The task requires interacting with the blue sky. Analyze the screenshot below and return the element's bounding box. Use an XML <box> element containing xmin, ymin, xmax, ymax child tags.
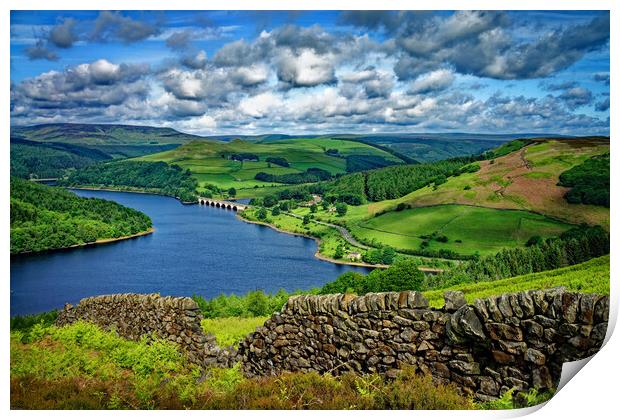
<box><xmin>10</xmin><ymin>10</ymin><xmax>610</xmax><ymax>135</ymax></box>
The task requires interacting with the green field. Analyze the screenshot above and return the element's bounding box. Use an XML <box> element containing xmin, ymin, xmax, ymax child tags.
<box><xmin>350</xmin><ymin>204</ymin><xmax>573</xmax><ymax>256</ymax></box>
<box><xmin>200</xmin><ymin>316</ymin><xmax>268</xmax><ymax>347</ymax></box>
<box><xmin>139</xmin><ymin>138</ymin><xmax>403</xmax><ymax>194</ymax></box>
<box><xmin>424</xmin><ymin>254</ymin><xmax>609</xmax><ymax>307</ymax></box>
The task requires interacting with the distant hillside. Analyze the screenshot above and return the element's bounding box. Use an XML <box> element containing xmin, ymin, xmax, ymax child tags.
<box><xmin>365</xmin><ymin>137</ymin><xmax>610</xmax><ymax>228</ymax></box>
<box><xmin>138</xmin><ymin>137</ymin><xmax>405</xmax><ymax>193</ymax></box>
<box><xmin>204</xmin><ymin>132</ymin><xmax>559</xmax><ymax>162</ymax></box>
<box><xmin>342</xmin><ymin>133</ymin><xmax>563</xmax><ymax>162</ymax></box>
<box><xmin>10</xmin><ymin>138</ymin><xmax>111</xmax><ymax>179</ymax></box>
<box><xmin>11</xmin><ymin>123</ymin><xmax>204</xmax><ymax>146</ymax></box>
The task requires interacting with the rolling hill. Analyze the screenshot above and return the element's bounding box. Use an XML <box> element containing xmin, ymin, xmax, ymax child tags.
<box><xmin>10</xmin><ymin>138</ymin><xmax>111</xmax><ymax>179</ymax></box>
<box><xmin>138</xmin><ymin>137</ymin><xmax>406</xmax><ymax>192</ymax></box>
<box><xmin>11</xmin><ymin>123</ymin><xmax>200</xmax><ymax>159</ymax></box>
<box><xmin>384</xmin><ymin>137</ymin><xmax>610</xmax><ymax>227</ymax></box>
<box><xmin>281</xmin><ymin>137</ymin><xmax>609</xmax><ymax>259</ymax></box>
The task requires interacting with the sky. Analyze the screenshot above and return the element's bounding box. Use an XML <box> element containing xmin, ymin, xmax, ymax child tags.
<box><xmin>9</xmin><ymin>10</ymin><xmax>610</xmax><ymax>135</ymax></box>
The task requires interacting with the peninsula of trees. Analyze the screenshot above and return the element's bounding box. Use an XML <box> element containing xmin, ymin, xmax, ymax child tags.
<box><xmin>10</xmin><ymin>177</ymin><xmax>152</xmax><ymax>254</ymax></box>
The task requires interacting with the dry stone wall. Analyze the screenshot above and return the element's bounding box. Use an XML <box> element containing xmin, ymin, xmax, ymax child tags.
<box><xmin>238</xmin><ymin>288</ymin><xmax>609</xmax><ymax>401</ymax></box>
<box><xmin>55</xmin><ymin>293</ymin><xmax>236</xmax><ymax>368</ymax></box>
<box><xmin>55</xmin><ymin>288</ymin><xmax>609</xmax><ymax>401</ymax></box>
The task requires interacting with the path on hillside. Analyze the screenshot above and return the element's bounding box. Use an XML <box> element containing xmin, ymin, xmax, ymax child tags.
<box><xmin>283</xmin><ymin>211</ymin><xmax>370</xmax><ymax>250</ymax></box>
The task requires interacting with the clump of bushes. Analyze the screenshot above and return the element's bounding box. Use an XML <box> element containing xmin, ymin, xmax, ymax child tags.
<box><xmin>320</xmin><ymin>259</ymin><xmax>424</xmax><ymax>295</ymax></box>
<box><xmin>192</xmin><ymin>289</ymin><xmax>298</xmax><ymax>319</ymax></box>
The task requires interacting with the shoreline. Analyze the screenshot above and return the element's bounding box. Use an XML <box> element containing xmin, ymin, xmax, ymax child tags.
<box><xmin>12</xmin><ymin>227</ymin><xmax>155</xmax><ymax>257</ymax></box>
<box><xmin>235</xmin><ymin>213</ymin><xmax>390</xmax><ymax>269</ymax></box>
<box><xmin>66</xmin><ymin>186</ymin><xmax>197</xmax><ymax>204</ymax></box>
<box><xmin>236</xmin><ymin>213</ymin><xmax>445</xmax><ymax>273</ymax></box>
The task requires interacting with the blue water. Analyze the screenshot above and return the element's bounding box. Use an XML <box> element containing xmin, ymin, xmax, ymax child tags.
<box><xmin>10</xmin><ymin>190</ymin><xmax>371</xmax><ymax>316</ymax></box>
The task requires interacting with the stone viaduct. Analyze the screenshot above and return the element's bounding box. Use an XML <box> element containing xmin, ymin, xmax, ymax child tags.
<box><xmin>198</xmin><ymin>197</ymin><xmax>247</xmax><ymax>211</ymax></box>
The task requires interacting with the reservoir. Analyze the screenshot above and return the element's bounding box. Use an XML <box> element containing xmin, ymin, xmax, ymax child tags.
<box><xmin>10</xmin><ymin>190</ymin><xmax>371</xmax><ymax>316</ymax></box>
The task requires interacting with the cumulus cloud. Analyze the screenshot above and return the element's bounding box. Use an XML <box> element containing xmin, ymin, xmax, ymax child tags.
<box><xmin>276</xmin><ymin>49</ymin><xmax>336</xmax><ymax>88</ymax></box>
<box><xmin>543</xmin><ymin>80</ymin><xmax>578</xmax><ymax>91</ymax></box>
<box><xmin>25</xmin><ymin>39</ymin><xmax>58</xmax><ymax>61</ymax></box>
<box><xmin>238</xmin><ymin>92</ymin><xmax>282</xmax><ymax>117</ymax></box>
<box><xmin>273</xmin><ymin>24</ymin><xmax>338</xmax><ymax>55</ymax></box>
<box><xmin>338</xmin><ymin>11</ymin><xmax>403</xmax><ymax>32</ymax></box>
<box><xmin>91</xmin><ymin>11</ymin><xmax>160</xmax><ymax>43</ymax></box>
<box><xmin>213</xmin><ymin>38</ymin><xmax>272</xmax><ymax>67</ymax></box>
<box><xmin>557</xmin><ymin>87</ymin><xmax>593</xmax><ymax>110</ymax></box>
<box><xmin>166</xmin><ymin>30</ymin><xmax>192</xmax><ymax>50</ymax></box>
<box><xmin>594</xmin><ymin>72</ymin><xmax>610</xmax><ymax>85</ymax></box>
<box><xmin>181</xmin><ymin>50</ymin><xmax>208</xmax><ymax>69</ymax></box>
<box><xmin>49</xmin><ymin>18</ymin><xmax>78</xmax><ymax>48</ymax></box>
<box><xmin>339</xmin><ymin>68</ymin><xmax>394</xmax><ymax>99</ymax></box>
<box><xmin>391</xmin><ymin>11</ymin><xmax>609</xmax><ymax>80</ymax></box>
<box><xmin>11</xmin><ymin>59</ymin><xmax>150</xmax><ymax>120</ymax></box>
<box><xmin>409</xmin><ymin>69</ymin><xmax>455</xmax><ymax>94</ymax></box>
<box><xmin>595</xmin><ymin>97</ymin><xmax>610</xmax><ymax>112</ymax></box>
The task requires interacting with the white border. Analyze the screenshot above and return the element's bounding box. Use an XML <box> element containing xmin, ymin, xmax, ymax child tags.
<box><xmin>2</xmin><ymin>2</ymin><xmax>616</xmax><ymax>419</ymax></box>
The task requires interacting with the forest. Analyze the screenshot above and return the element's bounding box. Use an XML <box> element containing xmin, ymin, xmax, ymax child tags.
<box><xmin>10</xmin><ymin>139</ymin><xmax>110</xmax><ymax>179</ymax></box>
<box><xmin>61</xmin><ymin>160</ymin><xmax>199</xmax><ymax>202</ymax></box>
<box><xmin>254</xmin><ymin>167</ymin><xmax>333</xmax><ymax>184</ymax></box>
<box><xmin>279</xmin><ymin>156</ymin><xmax>477</xmax><ymax>205</ymax></box>
<box><xmin>10</xmin><ymin>177</ymin><xmax>152</xmax><ymax>254</ymax></box>
<box><xmin>558</xmin><ymin>153</ymin><xmax>610</xmax><ymax>206</ymax></box>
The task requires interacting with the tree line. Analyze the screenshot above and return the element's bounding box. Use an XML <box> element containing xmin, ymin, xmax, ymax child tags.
<box><xmin>254</xmin><ymin>167</ymin><xmax>332</xmax><ymax>184</ymax></box>
<box><xmin>10</xmin><ymin>140</ymin><xmax>108</xmax><ymax>179</ymax></box>
<box><xmin>558</xmin><ymin>153</ymin><xmax>609</xmax><ymax>207</ymax></box>
<box><xmin>61</xmin><ymin>160</ymin><xmax>198</xmax><ymax>202</ymax></box>
<box><xmin>425</xmin><ymin>225</ymin><xmax>609</xmax><ymax>289</ymax></box>
<box><xmin>10</xmin><ymin>177</ymin><xmax>152</xmax><ymax>254</ymax></box>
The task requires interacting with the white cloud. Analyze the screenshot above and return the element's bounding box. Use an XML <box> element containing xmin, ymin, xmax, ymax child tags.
<box><xmin>409</xmin><ymin>69</ymin><xmax>455</xmax><ymax>94</ymax></box>
<box><xmin>238</xmin><ymin>92</ymin><xmax>282</xmax><ymax>118</ymax></box>
<box><xmin>276</xmin><ymin>49</ymin><xmax>336</xmax><ymax>87</ymax></box>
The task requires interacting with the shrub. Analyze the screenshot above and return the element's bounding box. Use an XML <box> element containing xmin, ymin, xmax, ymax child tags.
<box><xmin>336</xmin><ymin>203</ymin><xmax>348</xmax><ymax>217</ymax></box>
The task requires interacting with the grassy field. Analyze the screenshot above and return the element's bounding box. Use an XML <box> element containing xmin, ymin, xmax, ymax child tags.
<box><xmin>139</xmin><ymin>138</ymin><xmax>403</xmax><ymax>194</ymax></box>
<box><xmin>424</xmin><ymin>254</ymin><xmax>609</xmax><ymax>307</ymax></box>
<box><xmin>201</xmin><ymin>317</ymin><xmax>268</xmax><ymax>347</ymax></box>
<box><xmin>240</xmin><ymin>207</ymin><xmax>454</xmax><ymax>269</ymax></box>
<box><xmin>350</xmin><ymin>204</ymin><xmax>573</xmax><ymax>256</ymax></box>
<box><xmin>394</xmin><ymin>139</ymin><xmax>610</xmax><ymax>228</ymax></box>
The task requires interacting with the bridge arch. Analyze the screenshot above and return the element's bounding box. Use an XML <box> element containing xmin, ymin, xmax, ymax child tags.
<box><xmin>233</xmin><ymin>206</ymin><xmax>238</xmax><ymax>211</ymax></box>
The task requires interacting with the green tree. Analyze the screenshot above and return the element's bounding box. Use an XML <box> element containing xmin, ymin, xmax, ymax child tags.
<box><xmin>256</xmin><ymin>208</ymin><xmax>267</xmax><ymax>220</ymax></box>
<box><xmin>302</xmin><ymin>215</ymin><xmax>311</xmax><ymax>225</ymax></box>
<box><xmin>335</xmin><ymin>203</ymin><xmax>348</xmax><ymax>217</ymax></box>
<box><xmin>381</xmin><ymin>246</ymin><xmax>397</xmax><ymax>264</ymax></box>
<box><xmin>310</xmin><ymin>204</ymin><xmax>318</xmax><ymax>213</ymax></box>
<box><xmin>271</xmin><ymin>207</ymin><xmax>281</xmax><ymax>216</ymax></box>
<box><xmin>334</xmin><ymin>244</ymin><xmax>345</xmax><ymax>259</ymax></box>
<box><xmin>227</xmin><ymin>187</ymin><xmax>237</xmax><ymax>197</ymax></box>
<box><xmin>364</xmin><ymin>259</ymin><xmax>424</xmax><ymax>293</ymax></box>
<box><xmin>263</xmin><ymin>195</ymin><xmax>278</xmax><ymax>208</ymax></box>
<box><xmin>320</xmin><ymin>272</ymin><xmax>366</xmax><ymax>294</ymax></box>
<box><xmin>246</xmin><ymin>290</ymin><xmax>269</xmax><ymax>316</ymax></box>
